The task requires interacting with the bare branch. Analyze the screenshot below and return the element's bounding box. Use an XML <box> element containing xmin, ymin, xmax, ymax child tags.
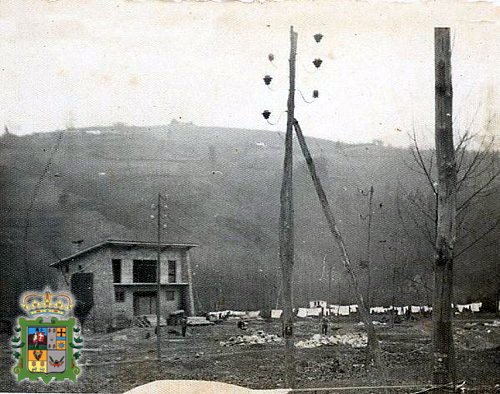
<box><xmin>455</xmin><ymin>130</ymin><xmax>475</xmax><ymax>175</ymax></box>
<box><xmin>402</xmin><ymin>273</ymin><xmax>433</xmax><ymax>291</ymax></box>
<box><xmin>457</xmin><ymin>168</ymin><xmax>500</xmax><ymax>213</ymax></box>
<box><xmin>428</xmin><ymin>150</ymin><xmax>435</xmax><ymax>179</ymax></box>
<box><xmin>455</xmin><ymin>129</ymin><xmax>475</xmax><ymax>154</ymax></box>
<box><xmin>402</xmin><ymin>156</ymin><xmax>432</xmax><ymax>179</ymax></box>
<box><xmin>396</xmin><ymin>183</ymin><xmax>436</xmax><ymax>249</ymax></box>
<box><xmin>405</xmin><ymin>192</ymin><xmax>436</xmax><ymax>222</ymax></box>
<box><xmin>408</xmin><ymin>129</ymin><xmax>437</xmax><ymax>194</ymax></box>
<box><xmin>405</xmin><ymin>203</ymin><xmax>435</xmax><ymax>247</ymax></box>
<box><xmin>456</xmin><ymin>145</ymin><xmax>467</xmax><ymax>175</ymax></box>
<box><xmin>396</xmin><ymin>187</ymin><xmax>413</xmax><ymax>241</ymax></box>
<box><xmin>457</xmin><ymin>148</ymin><xmax>483</xmax><ymax>191</ymax></box>
<box><xmin>457</xmin><ymin>135</ymin><xmax>496</xmax><ymax>190</ymax></box>
<box><xmin>455</xmin><ymin>217</ymin><xmax>500</xmax><ymax>259</ymax></box>
<box><xmin>454</xmin><ymin>104</ymin><xmax>481</xmax><ymax>153</ymax></box>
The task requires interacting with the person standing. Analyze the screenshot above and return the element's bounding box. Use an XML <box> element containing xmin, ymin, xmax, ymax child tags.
<box><xmin>181</xmin><ymin>315</ymin><xmax>188</xmax><ymax>337</ymax></box>
<box><xmin>321</xmin><ymin>317</ymin><xmax>329</xmax><ymax>336</ymax></box>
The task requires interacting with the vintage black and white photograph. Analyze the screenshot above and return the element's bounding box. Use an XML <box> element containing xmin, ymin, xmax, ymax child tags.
<box><xmin>0</xmin><ymin>0</ymin><xmax>498</xmax><ymax>392</ymax></box>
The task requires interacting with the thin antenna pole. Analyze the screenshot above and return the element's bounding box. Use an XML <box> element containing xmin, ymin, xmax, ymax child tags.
<box><xmin>156</xmin><ymin>193</ymin><xmax>162</xmax><ymax>360</ymax></box>
<box><xmin>366</xmin><ymin>185</ymin><xmax>374</xmax><ymax>307</ymax></box>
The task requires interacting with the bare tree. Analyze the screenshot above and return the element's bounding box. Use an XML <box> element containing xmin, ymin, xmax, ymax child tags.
<box><xmin>396</xmin><ymin>29</ymin><xmax>498</xmax><ymax>388</ymax></box>
<box><xmin>432</xmin><ymin>28</ymin><xmax>457</xmax><ymax>388</ymax></box>
<box><xmin>397</xmin><ymin>100</ymin><xmax>499</xmax><ymax>308</ymax></box>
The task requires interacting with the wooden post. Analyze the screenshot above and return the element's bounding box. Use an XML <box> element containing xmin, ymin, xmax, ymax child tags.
<box><xmin>328</xmin><ymin>258</ymin><xmax>333</xmax><ymax>297</ymax></box>
<box><xmin>156</xmin><ymin>193</ymin><xmax>162</xmax><ymax>360</ymax></box>
<box><xmin>293</xmin><ymin>119</ymin><xmax>384</xmax><ymax>368</ymax></box>
<box><xmin>185</xmin><ymin>251</ymin><xmax>196</xmax><ymax>316</ymax></box>
<box><xmin>366</xmin><ymin>185</ymin><xmax>374</xmax><ymax>307</ymax></box>
<box><xmin>280</xmin><ymin>25</ymin><xmax>297</xmax><ymax>389</ymax></box>
<box><xmin>432</xmin><ymin>27</ymin><xmax>457</xmax><ymax>389</ymax></box>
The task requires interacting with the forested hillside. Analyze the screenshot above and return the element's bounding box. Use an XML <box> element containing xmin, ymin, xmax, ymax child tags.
<box><xmin>1</xmin><ymin>121</ymin><xmax>498</xmax><ymax>317</ymax></box>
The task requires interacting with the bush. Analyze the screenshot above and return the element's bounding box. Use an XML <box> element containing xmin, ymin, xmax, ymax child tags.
<box><xmin>480</xmin><ymin>297</ymin><xmax>497</xmax><ymax>313</ymax></box>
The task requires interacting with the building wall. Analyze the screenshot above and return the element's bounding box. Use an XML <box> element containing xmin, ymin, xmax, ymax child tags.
<box><xmin>55</xmin><ymin>247</ymin><xmax>114</xmax><ymax>332</ymax></box>
<box><xmin>112</xmin><ymin>284</ymin><xmax>186</xmax><ymax>322</ymax></box>
<box><xmin>110</xmin><ymin>245</ymin><xmax>186</xmax><ymax>285</ymax></box>
<box><xmin>55</xmin><ymin>244</ymin><xmax>193</xmax><ymax>331</ymax></box>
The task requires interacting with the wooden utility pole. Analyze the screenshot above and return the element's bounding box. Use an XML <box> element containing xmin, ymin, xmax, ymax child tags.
<box><xmin>185</xmin><ymin>250</ymin><xmax>196</xmax><ymax>316</ymax></box>
<box><xmin>432</xmin><ymin>27</ymin><xmax>457</xmax><ymax>389</ymax></box>
<box><xmin>156</xmin><ymin>193</ymin><xmax>162</xmax><ymax>361</ymax></box>
<box><xmin>279</xmin><ymin>25</ymin><xmax>297</xmax><ymax>389</ymax></box>
<box><xmin>328</xmin><ymin>255</ymin><xmax>333</xmax><ymax>297</ymax></box>
<box><xmin>293</xmin><ymin>119</ymin><xmax>384</xmax><ymax>368</ymax></box>
<box><xmin>366</xmin><ymin>185</ymin><xmax>374</xmax><ymax>307</ymax></box>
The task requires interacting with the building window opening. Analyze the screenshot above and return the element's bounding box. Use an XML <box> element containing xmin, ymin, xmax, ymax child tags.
<box><xmin>133</xmin><ymin>260</ymin><xmax>157</xmax><ymax>283</ymax></box>
<box><xmin>166</xmin><ymin>290</ymin><xmax>175</xmax><ymax>301</ymax></box>
<box><xmin>65</xmin><ymin>265</ymin><xmax>69</xmax><ymax>273</ymax></box>
<box><xmin>115</xmin><ymin>290</ymin><xmax>125</xmax><ymax>303</ymax></box>
<box><xmin>168</xmin><ymin>260</ymin><xmax>176</xmax><ymax>283</ymax></box>
<box><xmin>112</xmin><ymin>259</ymin><xmax>121</xmax><ymax>283</ymax></box>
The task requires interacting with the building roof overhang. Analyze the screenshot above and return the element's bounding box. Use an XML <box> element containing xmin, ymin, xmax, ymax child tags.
<box><xmin>50</xmin><ymin>239</ymin><xmax>197</xmax><ymax>268</ymax></box>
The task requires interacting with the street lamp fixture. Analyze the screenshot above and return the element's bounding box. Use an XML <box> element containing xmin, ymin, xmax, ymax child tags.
<box><xmin>313</xmin><ymin>58</ymin><xmax>323</xmax><ymax>69</ymax></box>
<box><xmin>314</xmin><ymin>33</ymin><xmax>323</xmax><ymax>43</ymax></box>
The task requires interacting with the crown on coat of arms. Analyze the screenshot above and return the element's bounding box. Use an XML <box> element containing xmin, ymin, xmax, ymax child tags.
<box><xmin>21</xmin><ymin>289</ymin><xmax>74</xmax><ymax>317</ymax></box>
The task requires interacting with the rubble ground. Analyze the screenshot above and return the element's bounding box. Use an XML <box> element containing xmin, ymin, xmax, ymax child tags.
<box><xmin>1</xmin><ymin>317</ymin><xmax>498</xmax><ymax>393</ymax></box>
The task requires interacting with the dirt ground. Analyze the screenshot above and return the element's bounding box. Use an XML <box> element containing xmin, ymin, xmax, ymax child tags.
<box><xmin>1</xmin><ymin>317</ymin><xmax>499</xmax><ymax>393</ymax></box>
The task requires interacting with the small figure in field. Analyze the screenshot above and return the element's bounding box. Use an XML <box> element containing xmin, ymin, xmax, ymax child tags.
<box><xmin>321</xmin><ymin>317</ymin><xmax>329</xmax><ymax>336</ymax></box>
<box><xmin>181</xmin><ymin>315</ymin><xmax>188</xmax><ymax>337</ymax></box>
<box><xmin>237</xmin><ymin>320</ymin><xmax>248</xmax><ymax>330</ymax></box>
<box><xmin>405</xmin><ymin>306</ymin><xmax>411</xmax><ymax>321</ymax></box>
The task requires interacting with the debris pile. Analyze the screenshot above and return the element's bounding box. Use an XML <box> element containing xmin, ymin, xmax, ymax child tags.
<box><xmin>295</xmin><ymin>333</ymin><xmax>367</xmax><ymax>349</ymax></box>
<box><xmin>454</xmin><ymin>322</ymin><xmax>500</xmax><ymax>351</ymax></box>
<box><xmin>208</xmin><ymin>310</ymin><xmax>263</xmax><ymax>321</ymax></box>
<box><xmin>357</xmin><ymin>321</ymin><xmax>387</xmax><ymax>326</ymax></box>
<box><xmin>135</xmin><ymin>316</ymin><xmax>152</xmax><ymax>328</ymax></box>
<box><xmin>187</xmin><ymin>317</ymin><xmax>214</xmax><ymax>326</ymax></box>
<box><xmin>219</xmin><ymin>330</ymin><xmax>283</xmax><ymax>347</ymax></box>
<box><xmin>134</xmin><ymin>315</ymin><xmax>167</xmax><ymax>328</ymax></box>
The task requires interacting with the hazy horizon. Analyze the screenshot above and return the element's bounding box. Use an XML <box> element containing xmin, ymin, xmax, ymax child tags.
<box><xmin>1</xmin><ymin>0</ymin><xmax>498</xmax><ymax>148</ymax></box>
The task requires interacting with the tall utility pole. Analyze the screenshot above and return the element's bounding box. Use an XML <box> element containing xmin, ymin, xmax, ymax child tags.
<box><xmin>156</xmin><ymin>193</ymin><xmax>162</xmax><ymax>361</ymax></box>
<box><xmin>432</xmin><ymin>27</ymin><xmax>457</xmax><ymax>389</ymax></box>
<box><xmin>279</xmin><ymin>25</ymin><xmax>297</xmax><ymax>389</ymax></box>
<box><xmin>366</xmin><ymin>185</ymin><xmax>374</xmax><ymax>307</ymax></box>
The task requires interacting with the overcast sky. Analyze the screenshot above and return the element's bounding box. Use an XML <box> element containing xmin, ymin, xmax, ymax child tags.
<box><xmin>0</xmin><ymin>0</ymin><xmax>498</xmax><ymax>147</ymax></box>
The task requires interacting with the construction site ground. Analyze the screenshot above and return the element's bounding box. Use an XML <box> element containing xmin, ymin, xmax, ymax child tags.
<box><xmin>1</xmin><ymin>316</ymin><xmax>499</xmax><ymax>393</ymax></box>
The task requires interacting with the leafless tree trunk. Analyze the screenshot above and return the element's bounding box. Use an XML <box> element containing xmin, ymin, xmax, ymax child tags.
<box><xmin>400</xmin><ymin>75</ymin><xmax>499</xmax><ymax>316</ymax></box>
<box><xmin>432</xmin><ymin>27</ymin><xmax>457</xmax><ymax>389</ymax></box>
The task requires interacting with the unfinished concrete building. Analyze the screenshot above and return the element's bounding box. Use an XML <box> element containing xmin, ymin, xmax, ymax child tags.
<box><xmin>50</xmin><ymin>239</ymin><xmax>197</xmax><ymax>330</ymax></box>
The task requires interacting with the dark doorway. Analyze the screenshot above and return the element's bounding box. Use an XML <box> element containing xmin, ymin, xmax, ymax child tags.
<box><xmin>71</xmin><ymin>273</ymin><xmax>94</xmax><ymax>327</ymax></box>
<box><xmin>133</xmin><ymin>291</ymin><xmax>157</xmax><ymax>315</ymax></box>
